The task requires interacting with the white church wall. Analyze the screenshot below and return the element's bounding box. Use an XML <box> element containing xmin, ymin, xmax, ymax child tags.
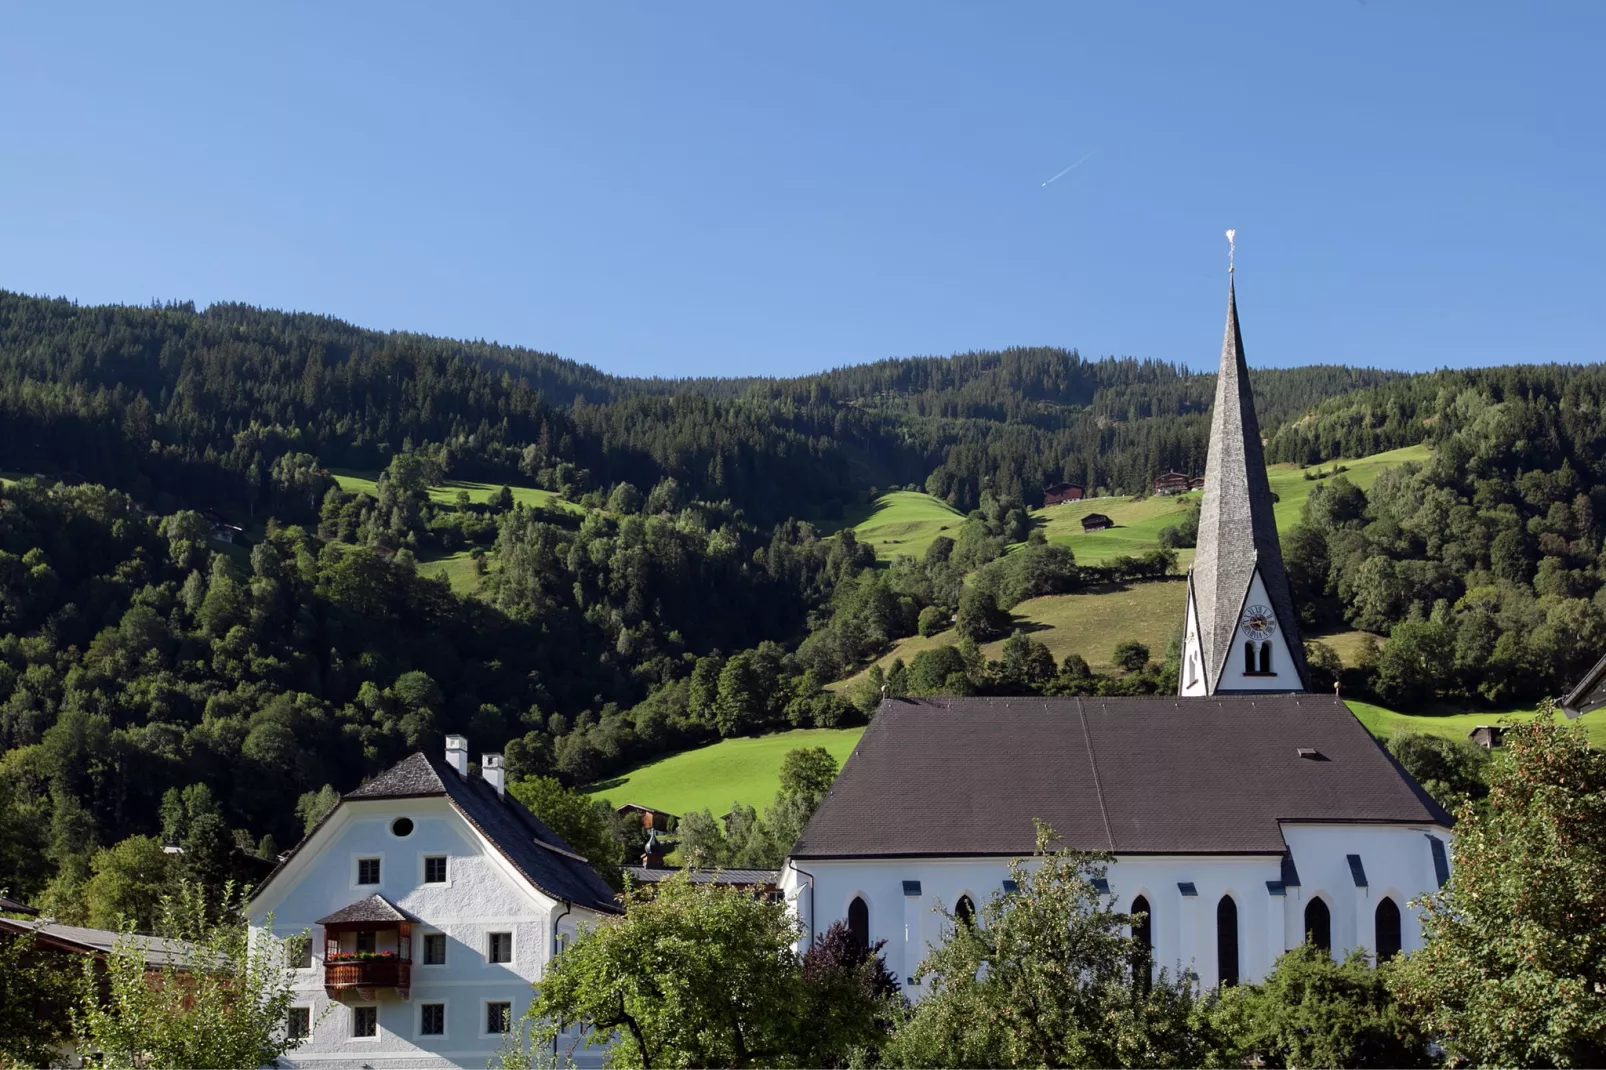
<box><xmin>250</xmin><ymin>796</ymin><xmax>602</xmax><ymax>1070</ymax></box>
<box><xmin>784</xmin><ymin>825</ymin><xmax>1449</xmax><ymax>997</ymax></box>
<box><xmin>1211</xmin><ymin>569</ymin><xmax>1299</xmax><ymax>692</ymax></box>
<box><xmin>1280</xmin><ymin>823</ymin><xmax>1447</xmax><ymax>961</ymax></box>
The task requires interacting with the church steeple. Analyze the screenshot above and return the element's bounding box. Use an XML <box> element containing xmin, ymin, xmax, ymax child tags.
<box><xmin>1179</xmin><ymin>266</ymin><xmax>1310</xmax><ymax>695</ymax></box>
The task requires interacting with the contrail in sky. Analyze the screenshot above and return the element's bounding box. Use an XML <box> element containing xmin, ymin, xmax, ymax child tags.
<box><xmin>1041</xmin><ymin>150</ymin><xmax>1099</xmax><ymax>187</ymax></box>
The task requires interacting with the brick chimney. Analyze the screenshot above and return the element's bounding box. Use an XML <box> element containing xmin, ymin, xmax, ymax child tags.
<box><xmin>482</xmin><ymin>753</ymin><xmax>506</xmax><ymax>798</ymax></box>
<box><xmin>445</xmin><ymin>735</ymin><xmax>468</xmax><ymax>778</ymax></box>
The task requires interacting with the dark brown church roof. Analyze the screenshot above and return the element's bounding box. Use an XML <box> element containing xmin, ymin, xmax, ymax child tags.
<box><xmin>1191</xmin><ymin>279</ymin><xmax>1310</xmax><ymax>691</ymax></box>
<box><xmin>790</xmin><ymin>695</ymin><xmax>1450</xmax><ymax>860</ymax></box>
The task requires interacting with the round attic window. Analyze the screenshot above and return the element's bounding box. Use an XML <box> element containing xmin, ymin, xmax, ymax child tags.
<box><xmin>391</xmin><ymin>817</ymin><xmax>415</xmax><ymax>837</ymax></box>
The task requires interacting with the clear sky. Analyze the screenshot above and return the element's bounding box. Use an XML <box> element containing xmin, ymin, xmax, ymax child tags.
<box><xmin>2</xmin><ymin>2</ymin><xmax>1601</xmax><ymax>378</ymax></box>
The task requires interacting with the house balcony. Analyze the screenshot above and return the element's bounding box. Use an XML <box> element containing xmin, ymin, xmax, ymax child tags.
<box><xmin>324</xmin><ymin>955</ymin><xmax>411</xmax><ymax>996</ymax></box>
<box><xmin>317</xmin><ymin>893</ymin><xmax>420</xmax><ymax>1000</ymax></box>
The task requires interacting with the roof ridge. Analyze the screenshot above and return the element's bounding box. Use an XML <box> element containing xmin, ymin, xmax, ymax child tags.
<box><xmin>1073</xmin><ymin>698</ymin><xmax>1116</xmax><ymax>851</ymax></box>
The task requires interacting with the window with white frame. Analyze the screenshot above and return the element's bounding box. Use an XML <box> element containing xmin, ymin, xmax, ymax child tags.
<box><xmin>353</xmin><ymin>1005</ymin><xmax>378</xmax><ymax>1038</ymax></box>
<box><xmin>485</xmin><ymin>1001</ymin><xmax>512</xmax><ymax>1036</ymax></box>
<box><xmin>419</xmin><ymin>1002</ymin><xmax>445</xmax><ymax>1037</ymax></box>
<box><xmin>422</xmin><ymin>932</ymin><xmax>446</xmax><ymax>965</ymax></box>
<box><xmin>356</xmin><ymin>857</ymin><xmax>381</xmax><ymax>885</ymax></box>
<box><xmin>424</xmin><ymin>855</ymin><xmax>448</xmax><ymax>883</ymax></box>
<box><xmin>287</xmin><ymin>1006</ymin><xmax>311</xmax><ymax>1040</ymax></box>
<box><xmin>488</xmin><ymin>931</ymin><xmax>513</xmax><ymax>964</ymax></box>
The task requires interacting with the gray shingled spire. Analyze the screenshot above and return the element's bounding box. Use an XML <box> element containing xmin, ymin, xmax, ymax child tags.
<box><xmin>1191</xmin><ymin>278</ymin><xmax>1310</xmax><ymax>691</ymax></box>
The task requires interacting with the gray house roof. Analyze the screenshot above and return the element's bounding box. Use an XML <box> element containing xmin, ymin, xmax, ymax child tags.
<box><xmin>1561</xmin><ymin>651</ymin><xmax>1606</xmax><ymax>720</ymax></box>
<box><xmin>253</xmin><ymin>752</ymin><xmax>620</xmax><ymax>915</ymax></box>
<box><xmin>790</xmin><ymin>696</ymin><xmax>1450</xmax><ymax>860</ymax></box>
<box><xmin>0</xmin><ymin>917</ymin><xmax>196</xmax><ymax>968</ymax></box>
<box><xmin>1191</xmin><ymin>278</ymin><xmax>1310</xmax><ymax>692</ymax></box>
<box><xmin>317</xmin><ymin>893</ymin><xmax>421</xmax><ymax>926</ymax></box>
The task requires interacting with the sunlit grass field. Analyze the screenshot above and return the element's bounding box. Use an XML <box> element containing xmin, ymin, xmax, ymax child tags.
<box><xmin>846</xmin><ymin>491</ymin><xmax>966</xmax><ymax>560</ymax></box>
<box><xmin>330</xmin><ymin>469</ymin><xmax>579</xmax><ymax>513</ymax></box>
<box><xmin>582</xmin><ymin>727</ymin><xmax>867</xmax><ymax>818</ymax></box>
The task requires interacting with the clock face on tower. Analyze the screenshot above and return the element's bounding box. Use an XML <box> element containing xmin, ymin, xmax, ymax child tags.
<box><xmin>1240</xmin><ymin>605</ymin><xmax>1276</xmax><ymax>641</ymax></box>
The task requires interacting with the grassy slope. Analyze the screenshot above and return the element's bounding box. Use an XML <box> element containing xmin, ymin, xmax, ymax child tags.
<box><xmin>1347</xmin><ymin>700</ymin><xmax>1606</xmax><ymax>748</ymax></box>
<box><xmin>847</xmin><ymin>491</ymin><xmax>965</xmax><ymax>559</ymax></box>
<box><xmin>417</xmin><ymin>549</ymin><xmax>484</xmax><ymax>594</ymax></box>
<box><xmin>833</xmin><ymin>579</ymin><xmax>1186</xmax><ymax>690</ymax></box>
<box><xmin>1033</xmin><ymin>495</ymin><xmax>1200</xmax><ymax>567</ymax></box>
<box><xmin>330</xmin><ymin>469</ymin><xmax>579</xmax><ymax>512</ymax></box>
<box><xmin>582</xmin><ymin>727</ymin><xmax>867</xmax><ymax>817</ymax></box>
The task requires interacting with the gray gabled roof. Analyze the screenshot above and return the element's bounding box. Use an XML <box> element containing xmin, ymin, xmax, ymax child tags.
<box><xmin>1191</xmin><ymin>278</ymin><xmax>1310</xmax><ymax>691</ymax></box>
<box><xmin>317</xmin><ymin>893</ymin><xmax>420</xmax><ymax>926</ymax></box>
<box><xmin>1561</xmin><ymin>651</ymin><xmax>1606</xmax><ymax>720</ymax></box>
<box><xmin>0</xmin><ymin>917</ymin><xmax>196</xmax><ymax>968</ymax></box>
<box><xmin>254</xmin><ymin>752</ymin><xmax>620</xmax><ymax>915</ymax></box>
<box><xmin>790</xmin><ymin>696</ymin><xmax>1450</xmax><ymax>859</ymax></box>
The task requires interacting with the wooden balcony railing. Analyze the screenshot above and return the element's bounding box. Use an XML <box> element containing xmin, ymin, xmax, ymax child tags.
<box><xmin>324</xmin><ymin>958</ymin><xmax>411</xmax><ymax>992</ymax></box>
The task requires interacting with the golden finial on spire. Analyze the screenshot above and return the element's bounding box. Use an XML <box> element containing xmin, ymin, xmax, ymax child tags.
<box><xmin>1226</xmin><ymin>229</ymin><xmax>1236</xmax><ymax>274</ymax></box>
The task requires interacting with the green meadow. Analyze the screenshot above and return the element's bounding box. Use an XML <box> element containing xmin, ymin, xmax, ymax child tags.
<box><xmin>583</xmin><ymin>727</ymin><xmax>867</xmax><ymax>818</ymax></box>
<box><xmin>847</xmin><ymin>491</ymin><xmax>966</xmax><ymax>560</ymax></box>
<box><xmin>330</xmin><ymin>469</ymin><xmax>579</xmax><ymax>513</ymax></box>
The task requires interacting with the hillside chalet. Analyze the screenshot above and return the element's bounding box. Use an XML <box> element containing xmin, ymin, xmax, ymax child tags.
<box><xmin>1080</xmin><ymin>513</ymin><xmax>1113</xmax><ymax>532</ymax></box>
<box><xmin>1043</xmin><ymin>483</ymin><xmax>1085</xmax><ymax>506</ymax></box>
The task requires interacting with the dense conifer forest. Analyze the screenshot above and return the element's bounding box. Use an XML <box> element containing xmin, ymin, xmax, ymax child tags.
<box><xmin>3</xmin><ymin>288</ymin><xmax>1605</xmax><ymax>922</ymax></box>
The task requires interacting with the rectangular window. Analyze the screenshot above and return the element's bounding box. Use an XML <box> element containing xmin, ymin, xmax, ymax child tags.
<box><xmin>288</xmin><ymin>1006</ymin><xmax>311</xmax><ymax>1040</ymax></box>
<box><xmin>485</xmin><ymin>1001</ymin><xmax>511</xmax><ymax>1036</ymax></box>
<box><xmin>353</xmin><ymin>1005</ymin><xmax>378</xmax><ymax>1038</ymax></box>
<box><xmin>488</xmin><ymin>931</ymin><xmax>513</xmax><ymax>964</ymax></box>
<box><xmin>420</xmin><ymin>1002</ymin><xmax>445</xmax><ymax>1036</ymax></box>
<box><xmin>289</xmin><ymin>935</ymin><xmax>312</xmax><ymax>969</ymax></box>
<box><xmin>355</xmin><ymin>930</ymin><xmax>376</xmax><ymax>954</ymax></box>
<box><xmin>423</xmin><ymin>933</ymin><xmax>446</xmax><ymax>965</ymax></box>
<box><xmin>357</xmin><ymin>857</ymin><xmax>381</xmax><ymax>885</ymax></box>
<box><xmin>424</xmin><ymin>855</ymin><xmax>448</xmax><ymax>883</ymax></box>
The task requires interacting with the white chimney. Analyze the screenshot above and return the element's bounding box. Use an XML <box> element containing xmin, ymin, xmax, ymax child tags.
<box><xmin>482</xmin><ymin>753</ymin><xmax>505</xmax><ymax>799</ymax></box>
<box><xmin>445</xmin><ymin>735</ymin><xmax>469</xmax><ymax>778</ymax></box>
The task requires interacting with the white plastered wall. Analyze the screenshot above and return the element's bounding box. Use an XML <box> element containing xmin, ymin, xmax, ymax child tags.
<box><xmin>249</xmin><ymin>796</ymin><xmax>605</xmax><ymax>1070</ymax></box>
<box><xmin>782</xmin><ymin>824</ymin><xmax>1448</xmax><ymax>998</ymax></box>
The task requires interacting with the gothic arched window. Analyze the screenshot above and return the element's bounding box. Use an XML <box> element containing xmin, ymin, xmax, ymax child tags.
<box><xmin>847</xmin><ymin>896</ymin><xmax>869</xmax><ymax>950</ymax></box>
<box><xmin>1375</xmin><ymin>896</ymin><xmax>1402</xmax><ymax>960</ymax></box>
<box><xmin>1304</xmin><ymin>897</ymin><xmax>1331</xmax><ymax>952</ymax></box>
<box><xmin>1131</xmin><ymin>895</ymin><xmax>1152</xmax><ymax>956</ymax></box>
<box><xmin>954</xmin><ymin>895</ymin><xmax>976</xmax><ymax>927</ymax></box>
<box><xmin>1258</xmin><ymin>642</ymin><xmax>1273</xmax><ymax>674</ymax></box>
<box><xmin>1217</xmin><ymin>895</ymin><xmax>1239</xmax><ymax>986</ymax></box>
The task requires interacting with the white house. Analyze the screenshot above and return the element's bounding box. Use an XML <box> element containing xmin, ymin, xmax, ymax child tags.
<box><xmin>248</xmin><ymin>735</ymin><xmax>620</xmax><ymax>1069</ymax></box>
<box><xmin>782</xmin><ymin>268</ymin><xmax>1455</xmax><ymax>993</ymax></box>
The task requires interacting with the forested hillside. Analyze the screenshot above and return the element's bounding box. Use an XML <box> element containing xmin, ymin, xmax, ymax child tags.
<box><xmin>3</xmin><ymin>287</ymin><xmax>1606</xmax><ymax>927</ymax></box>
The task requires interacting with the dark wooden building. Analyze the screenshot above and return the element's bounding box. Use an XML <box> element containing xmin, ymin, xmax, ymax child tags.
<box><xmin>1043</xmin><ymin>483</ymin><xmax>1086</xmax><ymax>506</ymax></box>
<box><xmin>1081</xmin><ymin>513</ymin><xmax>1113</xmax><ymax>532</ymax></box>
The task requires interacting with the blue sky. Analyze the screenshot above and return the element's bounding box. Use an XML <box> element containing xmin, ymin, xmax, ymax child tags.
<box><xmin>2</xmin><ymin>2</ymin><xmax>1601</xmax><ymax>378</ymax></box>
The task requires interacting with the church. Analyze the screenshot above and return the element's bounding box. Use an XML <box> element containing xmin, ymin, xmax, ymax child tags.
<box><xmin>780</xmin><ymin>270</ymin><xmax>1454</xmax><ymax>991</ymax></box>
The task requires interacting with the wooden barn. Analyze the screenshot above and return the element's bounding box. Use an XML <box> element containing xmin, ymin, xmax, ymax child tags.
<box><xmin>1043</xmin><ymin>483</ymin><xmax>1085</xmax><ymax>506</ymax></box>
<box><xmin>1081</xmin><ymin>513</ymin><xmax>1113</xmax><ymax>532</ymax></box>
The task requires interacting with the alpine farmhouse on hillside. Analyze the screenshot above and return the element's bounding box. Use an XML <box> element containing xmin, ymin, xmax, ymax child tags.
<box><xmin>780</xmin><ymin>271</ymin><xmax>1456</xmax><ymax>992</ymax></box>
<box><xmin>248</xmin><ymin>735</ymin><xmax>619</xmax><ymax>1070</ymax></box>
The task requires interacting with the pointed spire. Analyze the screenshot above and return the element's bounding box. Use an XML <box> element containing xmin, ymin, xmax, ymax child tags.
<box><xmin>1189</xmin><ymin>272</ymin><xmax>1310</xmax><ymax>692</ymax></box>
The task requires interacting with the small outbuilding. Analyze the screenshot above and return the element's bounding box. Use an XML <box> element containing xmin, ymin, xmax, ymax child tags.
<box><xmin>1467</xmin><ymin>725</ymin><xmax>1505</xmax><ymax>749</ymax></box>
<box><xmin>1081</xmin><ymin>512</ymin><xmax>1114</xmax><ymax>532</ymax></box>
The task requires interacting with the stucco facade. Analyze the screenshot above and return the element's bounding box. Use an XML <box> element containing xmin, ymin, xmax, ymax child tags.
<box><xmin>249</xmin><ymin>762</ymin><xmax>610</xmax><ymax>1068</ymax></box>
<box><xmin>783</xmin><ymin>821</ymin><xmax>1450</xmax><ymax>994</ymax></box>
